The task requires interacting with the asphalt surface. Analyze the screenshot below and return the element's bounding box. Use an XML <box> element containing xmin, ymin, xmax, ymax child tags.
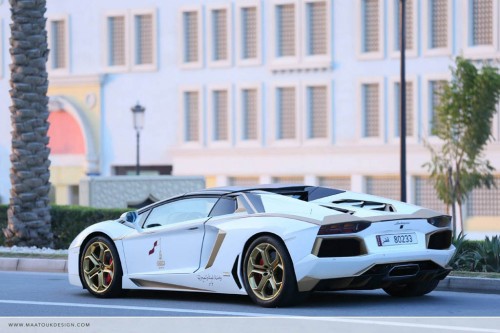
<box><xmin>1</xmin><ymin>271</ymin><xmax>500</xmax><ymax>317</ymax></box>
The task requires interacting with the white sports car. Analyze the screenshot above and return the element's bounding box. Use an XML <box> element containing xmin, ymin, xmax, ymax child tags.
<box><xmin>68</xmin><ymin>185</ymin><xmax>455</xmax><ymax>307</ymax></box>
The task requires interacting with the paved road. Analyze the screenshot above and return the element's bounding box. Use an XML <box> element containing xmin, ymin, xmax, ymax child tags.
<box><xmin>0</xmin><ymin>271</ymin><xmax>499</xmax><ymax>318</ymax></box>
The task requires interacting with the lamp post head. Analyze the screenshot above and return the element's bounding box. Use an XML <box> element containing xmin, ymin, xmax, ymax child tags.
<box><xmin>131</xmin><ymin>102</ymin><xmax>145</xmax><ymax>131</ymax></box>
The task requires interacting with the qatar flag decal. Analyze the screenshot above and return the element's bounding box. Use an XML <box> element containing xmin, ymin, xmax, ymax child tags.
<box><xmin>148</xmin><ymin>241</ymin><xmax>158</xmax><ymax>255</ymax></box>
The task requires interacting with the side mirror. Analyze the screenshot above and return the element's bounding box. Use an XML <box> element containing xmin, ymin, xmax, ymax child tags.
<box><xmin>120</xmin><ymin>211</ymin><xmax>138</xmax><ymax>224</ymax></box>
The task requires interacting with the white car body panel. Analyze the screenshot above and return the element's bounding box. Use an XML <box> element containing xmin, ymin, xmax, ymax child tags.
<box><xmin>68</xmin><ymin>185</ymin><xmax>455</xmax><ymax>299</ymax></box>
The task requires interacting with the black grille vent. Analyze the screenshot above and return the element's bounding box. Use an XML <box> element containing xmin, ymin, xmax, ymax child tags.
<box><xmin>317</xmin><ymin>238</ymin><xmax>364</xmax><ymax>257</ymax></box>
<box><xmin>428</xmin><ymin>230</ymin><xmax>452</xmax><ymax>250</ymax></box>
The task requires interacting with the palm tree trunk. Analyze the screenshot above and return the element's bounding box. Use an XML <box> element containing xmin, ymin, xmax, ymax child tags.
<box><xmin>2</xmin><ymin>0</ymin><xmax>53</xmax><ymax>247</ymax></box>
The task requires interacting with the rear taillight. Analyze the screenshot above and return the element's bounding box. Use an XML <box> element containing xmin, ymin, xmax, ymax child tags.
<box><xmin>318</xmin><ymin>222</ymin><xmax>371</xmax><ymax>235</ymax></box>
<box><xmin>427</xmin><ymin>215</ymin><xmax>451</xmax><ymax>228</ymax></box>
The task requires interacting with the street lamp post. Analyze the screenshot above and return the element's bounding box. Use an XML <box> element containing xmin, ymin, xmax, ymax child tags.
<box><xmin>131</xmin><ymin>103</ymin><xmax>145</xmax><ymax>176</ymax></box>
<box><xmin>400</xmin><ymin>0</ymin><xmax>407</xmax><ymax>202</ymax></box>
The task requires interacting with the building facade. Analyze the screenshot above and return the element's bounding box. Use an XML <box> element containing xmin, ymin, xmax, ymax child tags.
<box><xmin>0</xmin><ymin>0</ymin><xmax>499</xmax><ymax>229</ymax></box>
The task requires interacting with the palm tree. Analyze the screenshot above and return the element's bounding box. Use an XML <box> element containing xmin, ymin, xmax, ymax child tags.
<box><xmin>2</xmin><ymin>0</ymin><xmax>53</xmax><ymax>247</ymax></box>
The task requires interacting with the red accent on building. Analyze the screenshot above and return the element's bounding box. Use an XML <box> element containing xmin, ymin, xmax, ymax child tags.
<box><xmin>48</xmin><ymin>110</ymin><xmax>85</xmax><ymax>154</ymax></box>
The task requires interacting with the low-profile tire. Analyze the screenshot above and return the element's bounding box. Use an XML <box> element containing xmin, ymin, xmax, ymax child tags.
<box><xmin>80</xmin><ymin>236</ymin><xmax>123</xmax><ymax>298</ymax></box>
<box><xmin>242</xmin><ymin>235</ymin><xmax>302</xmax><ymax>307</ymax></box>
<box><xmin>383</xmin><ymin>279</ymin><xmax>440</xmax><ymax>297</ymax></box>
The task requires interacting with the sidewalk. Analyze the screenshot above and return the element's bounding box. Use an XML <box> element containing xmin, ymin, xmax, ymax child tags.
<box><xmin>1</xmin><ymin>257</ymin><xmax>500</xmax><ymax>295</ymax></box>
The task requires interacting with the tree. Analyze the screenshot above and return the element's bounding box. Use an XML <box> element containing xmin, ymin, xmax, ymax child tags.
<box><xmin>425</xmin><ymin>57</ymin><xmax>500</xmax><ymax>237</ymax></box>
<box><xmin>2</xmin><ymin>0</ymin><xmax>53</xmax><ymax>247</ymax></box>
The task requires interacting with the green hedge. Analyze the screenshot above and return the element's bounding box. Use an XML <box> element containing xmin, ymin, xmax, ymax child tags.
<box><xmin>0</xmin><ymin>205</ymin><xmax>127</xmax><ymax>249</ymax></box>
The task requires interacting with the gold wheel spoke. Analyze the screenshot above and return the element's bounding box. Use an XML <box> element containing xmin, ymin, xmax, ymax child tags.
<box><xmin>83</xmin><ymin>241</ymin><xmax>115</xmax><ymax>294</ymax></box>
<box><xmin>97</xmin><ymin>272</ymin><xmax>105</xmax><ymax>290</ymax></box>
<box><xmin>249</xmin><ymin>257</ymin><xmax>265</xmax><ymax>270</ymax></box>
<box><xmin>262</xmin><ymin>246</ymin><xmax>273</xmax><ymax>267</ymax></box>
<box><xmin>269</xmin><ymin>277</ymin><xmax>278</xmax><ymax>293</ymax></box>
<box><xmin>254</xmin><ymin>275</ymin><xmax>270</xmax><ymax>295</ymax></box>
<box><xmin>247</xmin><ymin>242</ymin><xmax>285</xmax><ymax>301</ymax></box>
<box><xmin>86</xmin><ymin>265</ymin><xmax>100</xmax><ymax>276</ymax></box>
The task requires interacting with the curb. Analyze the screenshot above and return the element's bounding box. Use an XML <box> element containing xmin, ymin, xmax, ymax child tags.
<box><xmin>0</xmin><ymin>257</ymin><xmax>68</xmax><ymax>273</ymax></box>
<box><xmin>1</xmin><ymin>258</ymin><xmax>500</xmax><ymax>295</ymax></box>
<box><xmin>437</xmin><ymin>276</ymin><xmax>500</xmax><ymax>295</ymax></box>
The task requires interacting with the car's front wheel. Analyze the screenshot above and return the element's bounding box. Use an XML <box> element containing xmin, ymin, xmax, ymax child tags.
<box><xmin>80</xmin><ymin>236</ymin><xmax>123</xmax><ymax>298</ymax></box>
<box><xmin>383</xmin><ymin>279</ymin><xmax>440</xmax><ymax>297</ymax></box>
<box><xmin>242</xmin><ymin>235</ymin><xmax>303</xmax><ymax>307</ymax></box>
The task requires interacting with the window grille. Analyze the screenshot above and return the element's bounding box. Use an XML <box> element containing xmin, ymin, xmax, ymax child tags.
<box><xmin>277</xmin><ymin>4</ymin><xmax>296</xmax><ymax>57</ymax></box>
<box><xmin>395</xmin><ymin>82</ymin><xmax>414</xmax><ymax>137</ymax></box>
<box><xmin>307</xmin><ymin>86</ymin><xmax>328</xmax><ymax>139</ymax></box>
<box><xmin>306</xmin><ymin>1</ymin><xmax>327</xmax><ymax>55</ymax></box>
<box><xmin>272</xmin><ymin>176</ymin><xmax>304</xmax><ymax>184</ymax></box>
<box><xmin>366</xmin><ymin>177</ymin><xmax>400</xmax><ymax>201</ymax></box>
<box><xmin>362</xmin><ymin>83</ymin><xmax>380</xmax><ymax>138</ymax></box>
<box><xmin>51</xmin><ymin>20</ymin><xmax>66</xmax><ymax>69</ymax></box>
<box><xmin>467</xmin><ymin>177</ymin><xmax>500</xmax><ymax>216</ymax></box>
<box><xmin>362</xmin><ymin>0</ymin><xmax>380</xmax><ymax>53</ymax></box>
<box><xmin>185</xmin><ymin>91</ymin><xmax>199</xmax><ymax>142</ymax></box>
<box><xmin>229</xmin><ymin>177</ymin><xmax>260</xmax><ymax>186</ymax></box>
<box><xmin>108</xmin><ymin>16</ymin><xmax>125</xmax><ymax>66</ymax></box>
<box><xmin>318</xmin><ymin>177</ymin><xmax>351</xmax><ymax>190</ymax></box>
<box><xmin>242</xmin><ymin>89</ymin><xmax>258</xmax><ymax>140</ymax></box>
<box><xmin>472</xmin><ymin>0</ymin><xmax>493</xmax><ymax>46</ymax></box>
<box><xmin>183</xmin><ymin>11</ymin><xmax>199</xmax><ymax>63</ymax></box>
<box><xmin>214</xmin><ymin>90</ymin><xmax>228</xmax><ymax>141</ymax></box>
<box><xmin>414</xmin><ymin>177</ymin><xmax>448</xmax><ymax>212</ymax></box>
<box><xmin>277</xmin><ymin>87</ymin><xmax>296</xmax><ymax>139</ymax></box>
<box><xmin>395</xmin><ymin>0</ymin><xmax>414</xmax><ymax>50</ymax></box>
<box><xmin>242</xmin><ymin>7</ymin><xmax>257</xmax><ymax>59</ymax></box>
<box><xmin>430</xmin><ymin>80</ymin><xmax>446</xmax><ymax>133</ymax></box>
<box><xmin>212</xmin><ymin>9</ymin><xmax>228</xmax><ymax>61</ymax></box>
<box><xmin>135</xmin><ymin>14</ymin><xmax>153</xmax><ymax>65</ymax></box>
<box><xmin>430</xmin><ymin>0</ymin><xmax>448</xmax><ymax>48</ymax></box>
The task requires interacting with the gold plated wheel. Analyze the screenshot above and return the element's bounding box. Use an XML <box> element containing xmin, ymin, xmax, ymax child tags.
<box><xmin>246</xmin><ymin>242</ymin><xmax>284</xmax><ymax>301</ymax></box>
<box><xmin>82</xmin><ymin>241</ymin><xmax>115</xmax><ymax>294</ymax></box>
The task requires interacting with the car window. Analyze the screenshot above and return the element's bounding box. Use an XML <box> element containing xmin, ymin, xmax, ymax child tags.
<box><xmin>210</xmin><ymin>196</ymin><xmax>249</xmax><ymax>217</ymax></box>
<box><xmin>143</xmin><ymin>197</ymin><xmax>218</xmax><ymax>228</ymax></box>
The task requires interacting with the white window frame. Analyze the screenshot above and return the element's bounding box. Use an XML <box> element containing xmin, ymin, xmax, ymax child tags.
<box><xmin>493</xmin><ymin>100</ymin><xmax>500</xmax><ymax>143</ymax></box>
<box><xmin>269</xmin><ymin>0</ymin><xmax>300</xmax><ymax>70</ymax></box>
<box><xmin>130</xmin><ymin>8</ymin><xmax>157</xmax><ymax>72</ymax></box>
<box><xmin>236</xmin><ymin>83</ymin><xmax>262</xmax><ymax>147</ymax></box>
<box><xmin>302</xmin><ymin>80</ymin><xmax>332</xmax><ymax>146</ymax></box>
<box><xmin>301</xmin><ymin>0</ymin><xmax>332</xmax><ymax>68</ymax></box>
<box><xmin>355</xmin><ymin>0</ymin><xmax>385</xmax><ymax>60</ymax></box>
<box><xmin>179</xmin><ymin>5</ymin><xmax>203</xmax><ymax>69</ymax></box>
<box><xmin>207</xmin><ymin>4</ymin><xmax>232</xmax><ymax>68</ymax></box>
<box><xmin>47</xmin><ymin>14</ymin><xmax>70</xmax><ymax>75</ymax></box>
<box><xmin>422</xmin><ymin>0</ymin><xmax>452</xmax><ymax>57</ymax></box>
<box><xmin>421</xmin><ymin>73</ymin><xmax>451</xmax><ymax>144</ymax></box>
<box><xmin>388</xmin><ymin>0</ymin><xmax>418</xmax><ymax>58</ymax></box>
<box><xmin>179</xmin><ymin>86</ymin><xmax>203</xmax><ymax>148</ymax></box>
<box><xmin>207</xmin><ymin>84</ymin><xmax>232</xmax><ymax>147</ymax></box>
<box><xmin>269</xmin><ymin>82</ymin><xmax>301</xmax><ymax>147</ymax></box>
<box><xmin>463</xmin><ymin>0</ymin><xmax>499</xmax><ymax>59</ymax></box>
<box><xmin>356</xmin><ymin>77</ymin><xmax>385</xmax><ymax>144</ymax></box>
<box><xmin>236</xmin><ymin>0</ymin><xmax>262</xmax><ymax>67</ymax></box>
<box><xmin>102</xmin><ymin>11</ymin><xmax>129</xmax><ymax>73</ymax></box>
<box><xmin>388</xmin><ymin>76</ymin><xmax>418</xmax><ymax>144</ymax></box>
<box><xmin>0</xmin><ymin>19</ymin><xmax>3</xmax><ymax>78</ymax></box>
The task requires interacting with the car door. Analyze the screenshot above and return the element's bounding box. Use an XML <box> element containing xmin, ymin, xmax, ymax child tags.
<box><xmin>121</xmin><ymin>196</ymin><xmax>219</xmax><ymax>275</ymax></box>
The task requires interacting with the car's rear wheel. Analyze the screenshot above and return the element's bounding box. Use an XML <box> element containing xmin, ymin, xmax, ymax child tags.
<box><xmin>383</xmin><ymin>279</ymin><xmax>440</xmax><ymax>297</ymax></box>
<box><xmin>80</xmin><ymin>236</ymin><xmax>123</xmax><ymax>298</ymax></box>
<box><xmin>242</xmin><ymin>235</ymin><xmax>303</xmax><ymax>307</ymax></box>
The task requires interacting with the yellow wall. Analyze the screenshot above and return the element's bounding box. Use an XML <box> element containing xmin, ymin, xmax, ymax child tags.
<box><xmin>47</xmin><ymin>79</ymin><xmax>101</xmax><ymax>205</ymax></box>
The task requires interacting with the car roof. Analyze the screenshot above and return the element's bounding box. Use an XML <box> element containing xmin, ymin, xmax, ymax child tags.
<box><xmin>189</xmin><ymin>184</ymin><xmax>345</xmax><ymax>201</ymax></box>
<box><xmin>137</xmin><ymin>184</ymin><xmax>346</xmax><ymax>213</ymax></box>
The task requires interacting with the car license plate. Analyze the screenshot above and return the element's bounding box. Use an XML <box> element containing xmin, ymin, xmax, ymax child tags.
<box><xmin>376</xmin><ymin>233</ymin><xmax>417</xmax><ymax>246</ymax></box>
